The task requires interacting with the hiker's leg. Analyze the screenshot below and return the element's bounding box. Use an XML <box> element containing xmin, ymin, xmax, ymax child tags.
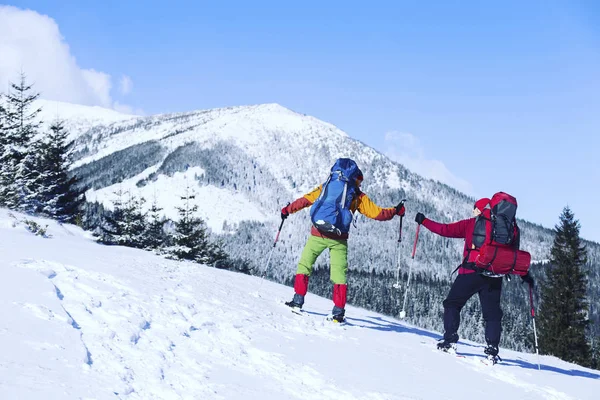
<box><xmin>293</xmin><ymin>236</ymin><xmax>328</xmax><ymax>297</ymax></box>
<box><xmin>329</xmin><ymin>239</ymin><xmax>349</xmax><ymax>309</ymax></box>
<box><xmin>442</xmin><ymin>273</ymin><xmax>482</xmax><ymax>342</ymax></box>
<box><xmin>478</xmin><ymin>276</ymin><xmax>503</xmax><ymax>347</ymax></box>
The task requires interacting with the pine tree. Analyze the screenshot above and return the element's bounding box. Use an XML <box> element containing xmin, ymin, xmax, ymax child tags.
<box><xmin>144</xmin><ymin>197</ymin><xmax>168</xmax><ymax>251</ymax></box>
<box><xmin>0</xmin><ymin>92</ymin><xmax>6</xmax><ymax>141</ymax></box>
<box><xmin>538</xmin><ymin>207</ymin><xmax>591</xmax><ymax>366</ymax></box>
<box><xmin>81</xmin><ymin>201</ymin><xmax>107</xmax><ymax>232</ymax></box>
<box><xmin>120</xmin><ymin>193</ymin><xmax>147</xmax><ymax>248</ymax></box>
<box><xmin>0</xmin><ymin>93</ymin><xmax>6</xmax><ymax>202</ymax></box>
<box><xmin>98</xmin><ymin>187</ymin><xmax>127</xmax><ymax>245</ymax></box>
<box><xmin>37</xmin><ymin>121</ymin><xmax>86</xmax><ymax>222</ymax></box>
<box><xmin>592</xmin><ymin>337</ymin><xmax>600</xmax><ymax>370</ymax></box>
<box><xmin>99</xmin><ymin>189</ymin><xmax>147</xmax><ymax>248</ymax></box>
<box><xmin>211</xmin><ymin>239</ymin><xmax>229</xmax><ymax>266</ymax></box>
<box><xmin>0</xmin><ymin>73</ymin><xmax>42</xmax><ymax>210</ymax></box>
<box><xmin>167</xmin><ymin>186</ymin><xmax>214</xmax><ymax>263</ymax></box>
<box><xmin>18</xmin><ymin>138</ymin><xmax>44</xmax><ymax>213</ymax></box>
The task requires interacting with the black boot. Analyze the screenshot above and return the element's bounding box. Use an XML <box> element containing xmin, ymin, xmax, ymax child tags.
<box><xmin>484</xmin><ymin>345</ymin><xmax>501</xmax><ymax>365</ymax></box>
<box><xmin>285</xmin><ymin>293</ymin><xmax>304</xmax><ymax>309</ymax></box>
<box><xmin>437</xmin><ymin>339</ymin><xmax>457</xmax><ymax>354</ymax></box>
<box><xmin>329</xmin><ymin>306</ymin><xmax>346</xmax><ymax>323</ymax></box>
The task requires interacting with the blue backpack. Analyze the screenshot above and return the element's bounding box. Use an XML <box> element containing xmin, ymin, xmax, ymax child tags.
<box><xmin>310</xmin><ymin>158</ymin><xmax>363</xmax><ymax>236</ymax></box>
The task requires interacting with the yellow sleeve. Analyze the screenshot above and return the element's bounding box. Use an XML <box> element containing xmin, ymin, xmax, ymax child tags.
<box><xmin>356</xmin><ymin>193</ymin><xmax>396</xmax><ymax>221</ymax></box>
<box><xmin>303</xmin><ymin>185</ymin><xmax>322</xmax><ymax>203</ymax></box>
<box><xmin>287</xmin><ymin>185</ymin><xmax>322</xmax><ymax>213</ymax></box>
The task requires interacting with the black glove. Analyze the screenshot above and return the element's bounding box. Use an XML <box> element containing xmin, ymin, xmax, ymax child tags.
<box><xmin>281</xmin><ymin>205</ymin><xmax>290</xmax><ymax>220</ymax></box>
<box><xmin>521</xmin><ymin>273</ymin><xmax>535</xmax><ymax>288</ymax></box>
<box><xmin>395</xmin><ymin>202</ymin><xmax>406</xmax><ymax>216</ymax></box>
<box><xmin>415</xmin><ymin>212</ymin><xmax>426</xmax><ymax>225</ymax></box>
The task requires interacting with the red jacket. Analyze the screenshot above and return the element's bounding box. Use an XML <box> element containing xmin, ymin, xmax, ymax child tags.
<box><xmin>422</xmin><ymin>217</ymin><xmax>477</xmax><ymax>275</ymax></box>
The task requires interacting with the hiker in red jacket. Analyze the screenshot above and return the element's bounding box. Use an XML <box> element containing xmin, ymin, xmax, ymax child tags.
<box><xmin>415</xmin><ymin>198</ymin><xmax>533</xmax><ymax>363</ymax></box>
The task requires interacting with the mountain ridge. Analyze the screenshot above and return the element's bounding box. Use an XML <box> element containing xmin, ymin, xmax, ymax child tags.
<box><xmin>41</xmin><ymin>99</ymin><xmax>599</xmax><ymax>349</ymax></box>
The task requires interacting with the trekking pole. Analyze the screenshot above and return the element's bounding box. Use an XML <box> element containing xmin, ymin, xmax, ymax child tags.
<box><xmin>529</xmin><ymin>284</ymin><xmax>541</xmax><ymax>370</ymax></box>
<box><xmin>256</xmin><ymin>215</ymin><xmax>286</xmax><ymax>297</ymax></box>
<box><xmin>400</xmin><ymin>222</ymin><xmax>420</xmax><ymax>319</ymax></box>
<box><xmin>393</xmin><ymin>200</ymin><xmax>406</xmax><ymax>289</ymax></box>
<box><xmin>263</xmin><ymin>217</ymin><xmax>286</xmax><ymax>278</ymax></box>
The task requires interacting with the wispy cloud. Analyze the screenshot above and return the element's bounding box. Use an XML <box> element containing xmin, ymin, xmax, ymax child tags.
<box><xmin>0</xmin><ymin>5</ymin><xmax>137</xmax><ymax>113</ymax></box>
<box><xmin>113</xmin><ymin>101</ymin><xmax>144</xmax><ymax>116</ymax></box>
<box><xmin>384</xmin><ymin>131</ymin><xmax>473</xmax><ymax>195</ymax></box>
<box><xmin>119</xmin><ymin>75</ymin><xmax>133</xmax><ymax>96</ymax></box>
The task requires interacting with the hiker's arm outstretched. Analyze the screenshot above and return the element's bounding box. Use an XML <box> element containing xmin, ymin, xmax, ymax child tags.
<box><xmin>285</xmin><ymin>185</ymin><xmax>322</xmax><ymax>214</ymax></box>
<box><xmin>356</xmin><ymin>193</ymin><xmax>398</xmax><ymax>221</ymax></box>
<box><xmin>421</xmin><ymin>217</ymin><xmax>469</xmax><ymax>238</ymax></box>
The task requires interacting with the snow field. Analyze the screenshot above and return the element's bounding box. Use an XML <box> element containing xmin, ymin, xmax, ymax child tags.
<box><xmin>1</xmin><ymin>210</ymin><xmax>598</xmax><ymax>399</ymax></box>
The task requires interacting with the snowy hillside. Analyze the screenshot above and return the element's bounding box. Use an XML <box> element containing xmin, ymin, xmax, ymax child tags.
<box><xmin>1</xmin><ymin>209</ymin><xmax>598</xmax><ymax>399</ymax></box>
<box><xmin>44</xmin><ymin>100</ymin><xmax>600</xmax><ymax>349</ymax></box>
<box><xmin>66</xmin><ymin>101</ymin><xmax>558</xmax><ymax>259</ymax></box>
<box><xmin>34</xmin><ymin>99</ymin><xmax>139</xmax><ymax>141</ymax></box>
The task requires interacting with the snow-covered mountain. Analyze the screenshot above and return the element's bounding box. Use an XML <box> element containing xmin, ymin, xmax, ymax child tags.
<box><xmin>34</xmin><ymin>99</ymin><xmax>139</xmax><ymax>139</ymax></box>
<box><xmin>39</xmin><ymin>100</ymin><xmax>600</xmax><ymax>348</ymax></box>
<box><xmin>58</xmin><ymin>100</ymin><xmax>598</xmax><ymax>259</ymax></box>
<box><xmin>2</xmin><ymin>209</ymin><xmax>598</xmax><ymax>399</ymax></box>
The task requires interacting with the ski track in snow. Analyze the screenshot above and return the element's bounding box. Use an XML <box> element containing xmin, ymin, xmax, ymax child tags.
<box><xmin>1</xmin><ymin>210</ymin><xmax>598</xmax><ymax>400</ymax></box>
<box><xmin>12</xmin><ymin>259</ymin><xmax>376</xmax><ymax>399</ymax></box>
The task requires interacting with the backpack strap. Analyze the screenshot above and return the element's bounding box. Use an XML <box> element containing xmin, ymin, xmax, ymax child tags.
<box><xmin>509</xmin><ymin>248</ymin><xmax>518</xmax><ymax>274</ymax></box>
<box><xmin>487</xmin><ymin>246</ymin><xmax>499</xmax><ymax>265</ymax></box>
<box><xmin>453</xmin><ymin>249</ymin><xmax>474</xmax><ymax>275</ymax></box>
<box><xmin>316</xmin><ymin>175</ymin><xmax>332</xmax><ymax>202</ymax></box>
<box><xmin>456</xmin><ymin>261</ymin><xmax>483</xmax><ymax>274</ymax></box>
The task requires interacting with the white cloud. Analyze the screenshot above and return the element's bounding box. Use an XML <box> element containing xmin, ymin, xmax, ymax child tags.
<box><xmin>119</xmin><ymin>75</ymin><xmax>133</xmax><ymax>95</ymax></box>
<box><xmin>112</xmin><ymin>102</ymin><xmax>134</xmax><ymax>114</ymax></box>
<box><xmin>0</xmin><ymin>5</ymin><xmax>135</xmax><ymax>112</ymax></box>
<box><xmin>384</xmin><ymin>131</ymin><xmax>474</xmax><ymax>194</ymax></box>
<box><xmin>113</xmin><ymin>101</ymin><xmax>144</xmax><ymax>116</ymax></box>
<box><xmin>81</xmin><ymin>69</ymin><xmax>112</xmax><ymax>107</ymax></box>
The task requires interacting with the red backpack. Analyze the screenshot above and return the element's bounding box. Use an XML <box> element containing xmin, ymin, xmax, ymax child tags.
<box><xmin>468</xmin><ymin>192</ymin><xmax>531</xmax><ymax>276</ymax></box>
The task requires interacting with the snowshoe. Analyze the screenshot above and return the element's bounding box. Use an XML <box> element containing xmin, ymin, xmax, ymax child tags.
<box><xmin>326</xmin><ymin>313</ymin><xmax>346</xmax><ymax>324</ymax></box>
<box><xmin>437</xmin><ymin>340</ymin><xmax>457</xmax><ymax>354</ymax></box>
<box><xmin>327</xmin><ymin>306</ymin><xmax>346</xmax><ymax>324</ymax></box>
<box><xmin>483</xmin><ymin>345</ymin><xmax>501</xmax><ymax>365</ymax></box>
<box><xmin>284</xmin><ymin>300</ymin><xmax>302</xmax><ymax>308</ymax></box>
<box><xmin>284</xmin><ymin>300</ymin><xmax>302</xmax><ymax>315</ymax></box>
<box><xmin>285</xmin><ymin>294</ymin><xmax>304</xmax><ymax>315</ymax></box>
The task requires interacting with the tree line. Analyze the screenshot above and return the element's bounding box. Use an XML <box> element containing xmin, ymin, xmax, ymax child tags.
<box><xmin>0</xmin><ymin>73</ymin><xmax>228</xmax><ymax>266</ymax></box>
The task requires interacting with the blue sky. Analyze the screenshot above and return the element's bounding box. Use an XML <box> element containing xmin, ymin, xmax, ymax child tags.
<box><xmin>3</xmin><ymin>0</ymin><xmax>600</xmax><ymax>242</ymax></box>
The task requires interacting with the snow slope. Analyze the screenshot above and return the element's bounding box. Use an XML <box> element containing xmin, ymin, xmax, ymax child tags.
<box><xmin>85</xmin><ymin>167</ymin><xmax>267</xmax><ymax>234</ymax></box>
<box><xmin>35</xmin><ymin>99</ymin><xmax>138</xmax><ymax>125</ymax></box>
<box><xmin>34</xmin><ymin>99</ymin><xmax>139</xmax><ymax>141</ymax></box>
<box><xmin>1</xmin><ymin>209</ymin><xmax>598</xmax><ymax>400</ymax></box>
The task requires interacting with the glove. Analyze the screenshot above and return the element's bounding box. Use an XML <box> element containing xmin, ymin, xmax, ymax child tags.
<box><xmin>281</xmin><ymin>206</ymin><xmax>290</xmax><ymax>220</ymax></box>
<box><xmin>521</xmin><ymin>273</ymin><xmax>535</xmax><ymax>288</ymax></box>
<box><xmin>395</xmin><ymin>202</ymin><xmax>405</xmax><ymax>216</ymax></box>
<box><xmin>415</xmin><ymin>212</ymin><xmax>426</xmax><ymax>225</ymax></box>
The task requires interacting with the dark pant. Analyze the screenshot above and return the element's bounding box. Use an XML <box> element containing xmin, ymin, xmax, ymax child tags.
<box><xmin>442</xmin><ymin>273</ymin><xmax>503</xmax><ymax>347</ymax></box>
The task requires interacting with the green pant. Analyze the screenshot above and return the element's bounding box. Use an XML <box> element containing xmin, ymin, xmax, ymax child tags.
<box><xmin>296</xmin><ymin>235</ymin><xmax>348</xmax><ymax>284</ymax></box>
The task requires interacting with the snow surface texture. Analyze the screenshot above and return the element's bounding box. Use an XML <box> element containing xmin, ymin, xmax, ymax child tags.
<box><xmin>34</xmin><ymin>98</ymin><xmax>139</xmax><ymax>139</ymax></box>
<box><xmin>1</xmin><ymin>209</ymin><xmax>598</xmax><ymax>400</ymax></box>
<box><xmin>86</xmin><ymin>167</ymin><xmax>267</xmax><ymax>234</ymax></box>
